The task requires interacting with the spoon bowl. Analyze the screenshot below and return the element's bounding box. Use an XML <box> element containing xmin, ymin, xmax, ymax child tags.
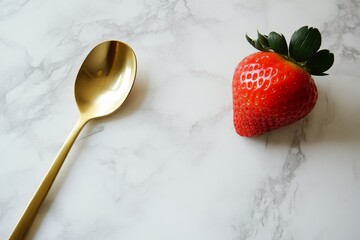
<box><xmin>75</xmin><ymin>41</ymin><xmax>136</xmax><ymax>119</ymax></box>
<box><xmin>10</xmin><ymin>40</ymin><xmax>137</xmax><ymax>240</ymax></box>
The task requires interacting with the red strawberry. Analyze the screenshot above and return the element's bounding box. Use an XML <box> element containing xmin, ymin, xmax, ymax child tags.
<box><xmin>232</xmin><ymin>26</ymin><xmax>334</xmax><ymax>137</ymax></box>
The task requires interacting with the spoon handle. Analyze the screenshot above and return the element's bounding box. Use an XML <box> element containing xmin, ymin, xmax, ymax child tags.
<box><xmin>9</xmin><ymin>117</ymin><xmax>88</xmax><ymax>240</ymax></box>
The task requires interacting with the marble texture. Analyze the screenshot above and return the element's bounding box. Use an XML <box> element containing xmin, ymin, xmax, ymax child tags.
<box><xmin>1</xmin><ymin>0</ymin><xmax>360</xmax><ymax>239</ymax></box>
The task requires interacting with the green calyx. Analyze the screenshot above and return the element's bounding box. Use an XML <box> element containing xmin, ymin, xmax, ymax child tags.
<box><xmin>246</xmin><ymin>26</ymin><xmax>334</xmax><ymax>76</ymax></box>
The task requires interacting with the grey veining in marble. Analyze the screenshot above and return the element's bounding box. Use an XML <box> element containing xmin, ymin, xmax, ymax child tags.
<box><xmin>1</xmin><ymin>0</ymin><xmax>360</xmax><ymax>239</ymax></box>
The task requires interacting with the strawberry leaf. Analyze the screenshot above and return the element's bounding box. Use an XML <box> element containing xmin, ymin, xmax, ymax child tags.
<box><xmin>289</xmin><ymin>26</ymin><xmax>321</xmax><ymax>62</ymax></box>
<box><xmin>305</xmin><ymin>49</ymin><xmax>334</xmax><ymax>76</ymax></box>
<box><xmin>246</xmin><ymin>34</ymin><xmax>258</xmax><ymax>49</ymax></box>
<box><xmin>246</xmin><ymin>34</ymin><xmax>266</xmax><ymax>51</ymax></box>
<box><xmin>257</xmin><ymin>31</ymin><xmax>269</xmax><ymax>49</ymax></box>
<box><xmin>268</xmin><ymin>32</ymin><xmax>288</xmax><ymax>56</ymax></box>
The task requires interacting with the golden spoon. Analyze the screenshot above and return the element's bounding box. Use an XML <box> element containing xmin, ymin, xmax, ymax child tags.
<box><xmin>9</xmin><ymin>40</ymin><xmax>137</xmax><ymax>240</ymax></box>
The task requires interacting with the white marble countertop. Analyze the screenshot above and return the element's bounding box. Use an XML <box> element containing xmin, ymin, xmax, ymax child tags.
<box><xmin>1</xmin><ymin>0</ymin><xmax>360</xmax><ymax>239</ymax></box>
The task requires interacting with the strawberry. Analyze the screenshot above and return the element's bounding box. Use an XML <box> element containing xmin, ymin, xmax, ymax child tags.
<box><xmin>232</xmin><ymin>26</ymin><xmax>334</xmax><ymax>137</ymax></box>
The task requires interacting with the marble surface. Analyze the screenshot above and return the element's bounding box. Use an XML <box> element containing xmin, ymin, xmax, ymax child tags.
<box><xmin>1</xmin><ymin>0</ymin><xmax>360</xmax><ymax>239</ymax></box>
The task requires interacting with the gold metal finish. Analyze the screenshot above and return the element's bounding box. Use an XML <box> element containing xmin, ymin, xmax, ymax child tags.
<box><xmin>9</xmin><ymin>41</ymin><xmax>137</xmax><ymax>240</ymax></box>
